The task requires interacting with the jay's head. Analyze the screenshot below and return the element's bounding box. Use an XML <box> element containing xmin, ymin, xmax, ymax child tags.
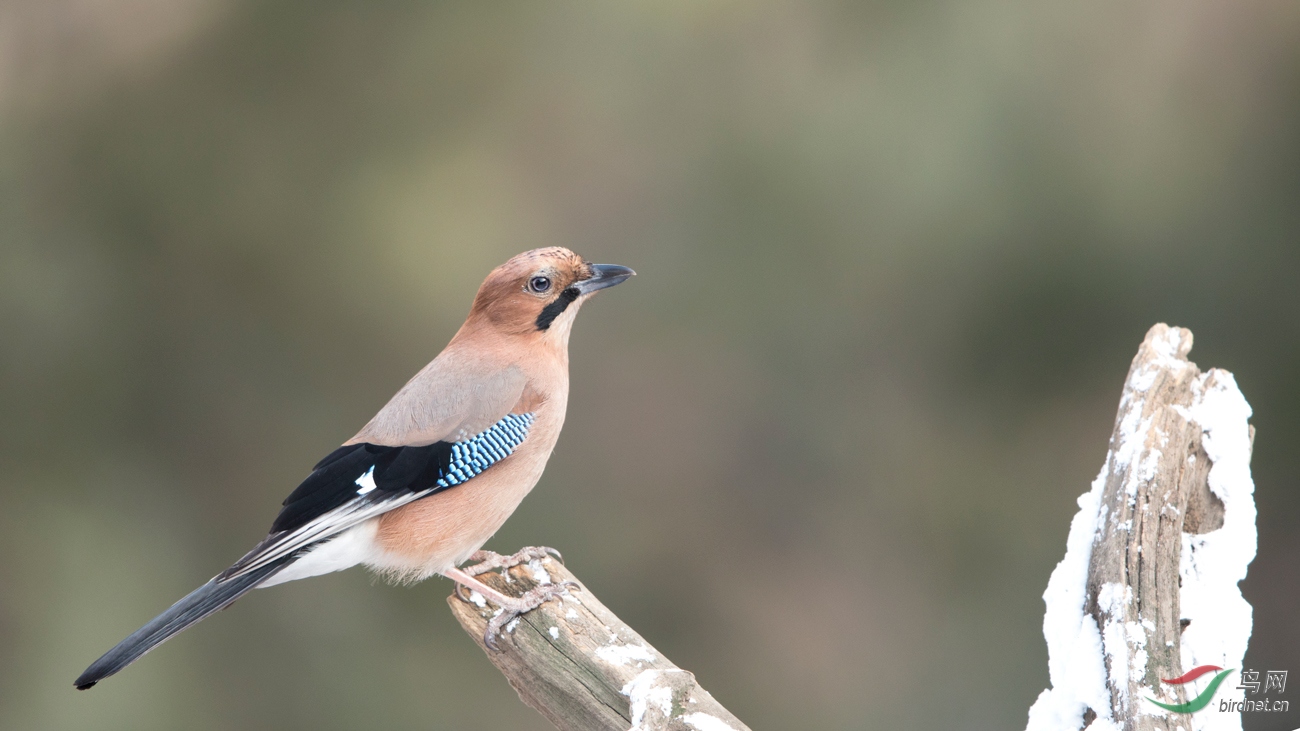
<box><xmin>469</xmin><ymin>247</ymin><xmax>634</xmax><ymax>339</ymax></box>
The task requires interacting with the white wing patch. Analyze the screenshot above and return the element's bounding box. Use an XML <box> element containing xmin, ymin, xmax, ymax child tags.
<box><xmin>354</xmin><ymin>466</ymin><xmax>377</xmax><ymax>495</ymax></box>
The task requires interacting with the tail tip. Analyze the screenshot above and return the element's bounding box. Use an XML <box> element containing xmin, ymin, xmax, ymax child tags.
<box><xmin>75</xmin><ymin>663</ymin><xmax>109</xmax><ymax>690</ymax></box>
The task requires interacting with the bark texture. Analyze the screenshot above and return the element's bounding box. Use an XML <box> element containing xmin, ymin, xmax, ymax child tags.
<box><xmin>448</xmin><ymin>557</ymin><xmax>751</xmax><ymax>731</ymax></box>
<box><xmin>1085</xmin><ymin>324</ymin><xmax>1244</xmax><ymax>731</ymax></box>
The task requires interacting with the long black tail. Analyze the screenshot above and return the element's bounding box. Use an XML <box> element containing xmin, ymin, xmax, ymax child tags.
<box><xmin>74</xmin><ymin>558</ymin><xmax>290</xmax><ymax>690</ymax></box>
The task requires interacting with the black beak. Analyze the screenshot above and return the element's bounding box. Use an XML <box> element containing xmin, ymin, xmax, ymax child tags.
<box><xmin>575</xmin><ymin>264</ymin><xmax>636</xmax><ymax>294</ymax></box>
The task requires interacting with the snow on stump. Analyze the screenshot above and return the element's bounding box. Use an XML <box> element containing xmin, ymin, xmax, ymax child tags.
<box><xmin>447</xmin><ymin>556</ymin><xmax>751</xmax><ymax>731</ymax></box>
<box><xmin>1026</xmin><ymin>324</ymin><xmax>1257</xmax><ymax>731</ymax></box>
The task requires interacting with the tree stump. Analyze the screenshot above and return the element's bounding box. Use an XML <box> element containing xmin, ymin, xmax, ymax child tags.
<box><xmin>1027</xmin><ymin>324</ymin><xmax>1257</xmax><ymax>731</ymax></box>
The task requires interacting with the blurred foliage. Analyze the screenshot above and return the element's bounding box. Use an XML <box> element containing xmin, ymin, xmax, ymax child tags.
<box><xmin>1</xmin><ymin>1</ymin><xmax>1298</xmax><ymax>729</ymax></box>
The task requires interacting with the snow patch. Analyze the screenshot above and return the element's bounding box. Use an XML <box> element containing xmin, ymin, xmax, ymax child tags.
<box><xmin>622</xmin><ymin>670</ymin><xmax>678</xmax><ymax>731</ymax></box>
<box><xmin>1178</xmin><ymin>371</ymin><xmax>1256</xmax><ymax>731</ymax></box>
<box><xmin>528</xmin><ymin>558</ymin><xmax>552</xmax><ymax>585</ymax></box>
<box><xmin>1025</xmin><ymin>463</ymin><xmax>1115</xmax><ymax>731</ymax></box>
<box><xmin>682</xmin><ymin>712</ymin><xmax>737</xmax><ymax>731</ymax></box>
<box><xmin>596</xmin><ymin>642</ymin><xmax>655</xmax><ymax>666</ymax></box>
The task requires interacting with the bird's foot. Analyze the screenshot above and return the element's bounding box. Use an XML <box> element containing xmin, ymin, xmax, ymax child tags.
<box><xmin>482</xmin><ymin>582</ymin><xmax>576</xmax><ymax>650</ymax></box>
<box><xmin>443</xmin><ymin>565</ymin><xmax>579</xmax><ymax>651</ymax></box>
<box><xmin>462</xmin><ymin>546</ymin><xmax>563</xmax><ymax>577</ymax></box>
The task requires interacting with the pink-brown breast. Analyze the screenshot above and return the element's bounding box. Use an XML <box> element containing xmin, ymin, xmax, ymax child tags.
<box><xmin>372</xmin><ymin>381</ymin><xmax>565</xmax><ymax>574</ymax></box>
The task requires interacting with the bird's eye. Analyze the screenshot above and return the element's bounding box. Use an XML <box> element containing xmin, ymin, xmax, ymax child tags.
<box><xmin>528</xmin><ymin>276</ymin><xmax>552</xmax><ymax>294</ymax></box>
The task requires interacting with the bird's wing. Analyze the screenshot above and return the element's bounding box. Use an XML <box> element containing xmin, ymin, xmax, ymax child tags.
<box><xmin>220</xmin><ymin>362</ymin><xmax>531</xmax><ymax>580</ymax></box>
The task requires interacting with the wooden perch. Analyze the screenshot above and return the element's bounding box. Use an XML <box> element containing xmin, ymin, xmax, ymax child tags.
<box><xmin>447</xmin><ymin>556</ymin><xmax>751</xmax><ymax>731</ymax></box>
<box><xmin>1027</xmin><ymin>323</ymin><xmax>1258</xmax><ymax>731</ymax></box>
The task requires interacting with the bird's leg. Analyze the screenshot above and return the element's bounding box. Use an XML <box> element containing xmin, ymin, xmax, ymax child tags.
<box><xmin>443</xmin><ymin>566</ymin><xmax>578</xmax><ymax>651</ymax></box>
<box><xmin>462</xmin><ymin>546</ymin><xmax>564</xmax><ymax>577</ymax></box>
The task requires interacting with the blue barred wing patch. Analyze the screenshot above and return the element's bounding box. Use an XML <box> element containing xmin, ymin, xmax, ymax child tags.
<box><xmin>438</xmin><ymin>413</ymin><xmax>535</xmax><ymax>486</ymax></box>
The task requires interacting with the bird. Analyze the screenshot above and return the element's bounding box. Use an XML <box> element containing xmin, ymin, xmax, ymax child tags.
<box><xmin>74</xmin><ymin>247</ymin><xmax>634</xmax><ymax>690</ymax></box>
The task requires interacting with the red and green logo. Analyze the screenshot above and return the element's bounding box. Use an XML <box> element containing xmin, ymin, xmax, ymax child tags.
<box><xmin>1146</xmin><ymin>665</ymin><xmax>1235</xmax><ymax>714</ymax></box>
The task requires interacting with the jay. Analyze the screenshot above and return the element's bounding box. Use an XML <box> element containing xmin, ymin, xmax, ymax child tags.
<box><xmin>75</xmin><ymin>247</ymin><xmax>634</xmax><ymax>689</ymax></box>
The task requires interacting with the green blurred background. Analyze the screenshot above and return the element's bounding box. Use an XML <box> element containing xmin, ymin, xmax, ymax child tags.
<box><xmin>1</xmin><ymin>1</ymin><xmax>1297</xmax><ymax>729</ymax></box>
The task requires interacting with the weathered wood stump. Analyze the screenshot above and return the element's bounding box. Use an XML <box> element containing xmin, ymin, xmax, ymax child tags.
<box><xmin>1027</xmin><ymin>324</ymin><xmax>1258</xmax><ymax>731</ymax></box>
<box><xmin>448</xmin><ymin>557</ymin><xmax>751</xmax><ymax>731</ymax></box>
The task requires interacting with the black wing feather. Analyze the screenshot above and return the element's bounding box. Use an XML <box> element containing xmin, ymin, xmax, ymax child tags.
<box><xmin>270</xmin><ymin>442</ymin><xmax>454</xmax><ymax>535</ymax></box>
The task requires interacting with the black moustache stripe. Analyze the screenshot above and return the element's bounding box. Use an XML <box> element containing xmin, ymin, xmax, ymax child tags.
<box><xmin>535</xmin><ymin>287</ymin><xmax>579</xmax><ymax>331</ymax></box>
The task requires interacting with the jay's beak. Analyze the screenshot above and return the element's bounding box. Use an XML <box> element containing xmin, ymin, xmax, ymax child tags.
<box><xmin>575</xmin><ymin>264</ymin><xmax>636</xmax><ymax>294</ymax></box>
